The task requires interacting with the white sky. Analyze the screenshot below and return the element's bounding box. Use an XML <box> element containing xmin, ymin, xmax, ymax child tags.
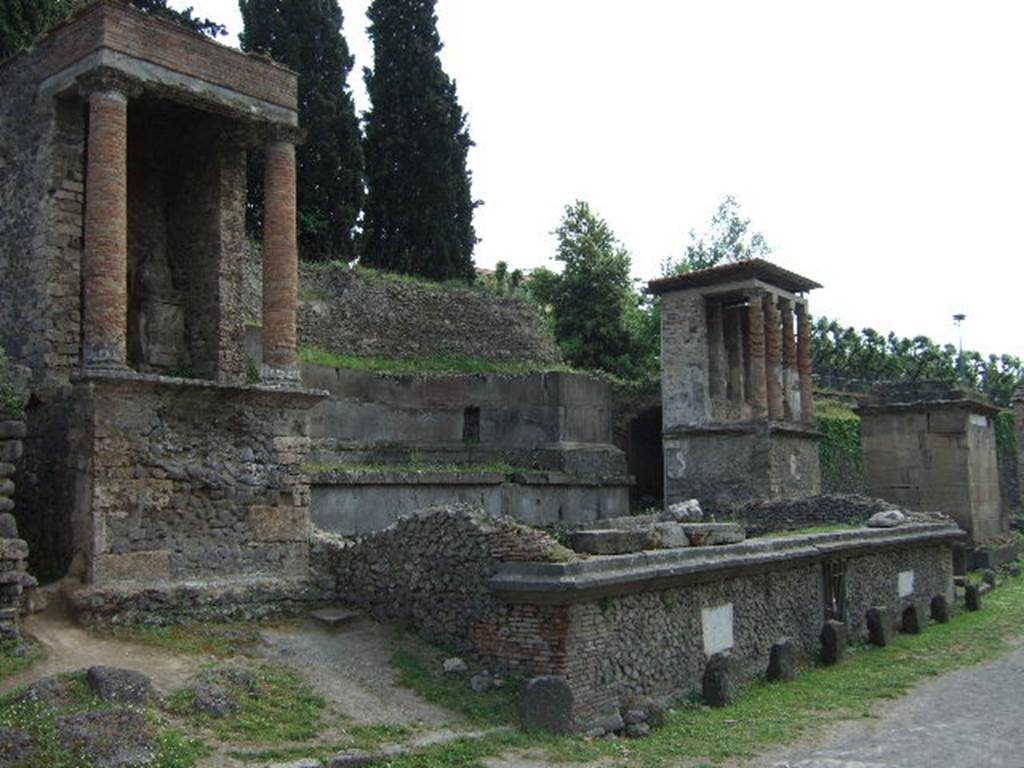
<box><xmin>172</xmin><ymin>0</ymin><xmax>1024</xmax><ymax>359</ymax></box>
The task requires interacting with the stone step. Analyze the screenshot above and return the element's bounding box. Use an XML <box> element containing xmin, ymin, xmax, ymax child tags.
<box><xmin>310</xmin><ymin>607</ymin><xmax>361</xmax><ymax>628</ymax></box>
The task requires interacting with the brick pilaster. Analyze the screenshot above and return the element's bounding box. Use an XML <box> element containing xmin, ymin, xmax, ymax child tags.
<box><xmin>780</xmin><ymin>299</ymin><xmax>797</xmax><ymax>421</ymax></box>
<box><xmin>79</xmin><ymin>70</ymin><xmax>138</xmax><ymax>371</ymax></box>
<box><xmin>745</xmin><ymin>292</ymin><xmax>768</xmax><ymax>418</ymax></box>
<box><xmin>261</xmin><ymin>139</ymin><xmax>301</xmax><ymax>385</ymax></box>
<box><xmin>796</xmin><ymin>302</ymin><xmax>814</xmax><ymax>424</ymax></box>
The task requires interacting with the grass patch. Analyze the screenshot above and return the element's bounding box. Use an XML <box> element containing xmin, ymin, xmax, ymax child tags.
<box><xmin>90</xmin><ymin>622</ymin><xmax>265</xmax><ymax>659</ymax></box>
<box><xmin>227</xmin><ymin>724</ymin><xmax>412</xmax><ymax>764</ymax></box>
<box><xmin>0</xmin><ymin>636</ymin><xmax>43</xmax><ymax>681</ymax></box>
<box><xmin>166</xmin><ymin>664</ymin><xmax>326</xmax><ymax>744</ymax></box>
<box><xmin>299</xmin><ymin>346</ymin><xmax>575</xmax><ymax>377</ymax></box>
<box><xmin>760</xmin><ymin>523</ymin><xmax>864</xmax><ymax>538</ymax></box>
<box><xmin>389</xmin><ymin>573</ymin><xmax>1024</xmax><ymax>767</ymax></box>
<box><xmin>390</xmin><ymin>631</ymin><xmax>518</xmax><ymax>728</ymax></box>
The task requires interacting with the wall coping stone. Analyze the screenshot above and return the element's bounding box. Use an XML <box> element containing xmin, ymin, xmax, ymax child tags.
<box><xmin>857</xmin><ymin>398</ymin><xmax>1002</xmax><ymax>417</ymax></box>
<box><xmin>308</xmin><ymin>470</ymin><xmax>631</xmax><ymax>488</ymax></box>
<box><xmin>72</xmin><ymin>370</ymin><xmax>327</xmax><ymax>407</ymax></box>
<box><xmin>489</xmin><ymin>522</ymin><xmax>964</xmax><ymax>604</ymax></box>
<box><xmin>663</xmin><ymin>421</ymin><xmax>822</xmax><ymax>440</ymax></box>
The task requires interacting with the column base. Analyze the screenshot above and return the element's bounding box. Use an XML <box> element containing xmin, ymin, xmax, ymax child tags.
<box><xmin>82</xmin><ymin>346</ymin><xmax>129</xmax><ymax>374</ymax></box>
<box><xmin>260</xmin><ymin>364</ymin><xmax>302</xmax><ymax>388</ymax></box>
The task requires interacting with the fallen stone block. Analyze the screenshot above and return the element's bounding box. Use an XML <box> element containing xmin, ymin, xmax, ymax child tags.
<box><xmin>520</xmin><ymin>676</ymin><xmax>575</xmax><ymax>732</ymax></box>
<box><xmin>683</xmin><ymin>523</ymin><xmax>745</xmax><ymax>546</ymax></box>
<box><xmin>866</xmin><ymin>606</ymin><xmax>894</xmax><ymax>647</ymax></box>
<box><xmin>767</xmin><ymin>637</ymin><xmax>797</xmax><ymax>682</ymax></box>
<box><xmin>644</xmin><ymin>522</ymin><xmax>691</xmax><ymax>550</ymax></box>
<box><xmin>867</xmin><ymin>509</ymin><xmax>907</xmax><ymax>528</ymax></box>
<box><xmin>820</xmin><ymin>620</ymin><xmax>847</xmax><ymax>665</ymax></box>
<box><xmin>568</xmin><ymin>528</ymin><xmax>650</xmax><ymax>555</ymax></box>
<box><xmin>702</xmin><ymin>651</ymin><xmax>738</xmax><ymax>707</ymax></box>
<box><xmin>85</xmin><ymin>666</ymin><xmax>153</xmax><ymax>706</ymax></box>
<box><xmin>664</xmin><ymin>498</ymin><xmax>702</xmax><ymax>522</ymax></box>
<box><xmin>930</xmin><ymin>594</ymin><xmax>950</xmax><ymax>624</ymax></box>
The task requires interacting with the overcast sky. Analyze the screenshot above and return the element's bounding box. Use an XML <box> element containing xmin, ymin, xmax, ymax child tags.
<box><xmin>172</xmin><ymin>0</ymin><xmax>1024</xmax><ymax>359</ymax></box>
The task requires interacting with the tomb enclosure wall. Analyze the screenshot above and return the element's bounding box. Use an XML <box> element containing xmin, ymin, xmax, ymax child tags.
<box><xmin>318</xmin><ymin>506</ymin><xmax>959</xmax><ymax>728</ymax></box>
<box><xmin>0</xmin><ymin>361</ymin><xmax>33</xmax><ymax>639</ymax></box>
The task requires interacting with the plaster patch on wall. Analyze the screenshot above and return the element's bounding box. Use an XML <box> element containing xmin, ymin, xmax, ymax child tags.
<box><xmin>969</xmin><ymin>414</ymin><xmax>989</xmax><ymax>428</ymax></box>
<box><xmin>897</xmin><ymin>570</ymin><xmax>915</xmax><ymax>598</ymax></box>
<box><xmin>702</xmin><ymin>603</ymin><xmax>734</xmax><ymax>657</ymax></box>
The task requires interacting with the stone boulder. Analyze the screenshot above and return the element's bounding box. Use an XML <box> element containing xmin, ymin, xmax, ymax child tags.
<box><xmin>86</xmin><ymin>666</ymin><xmax>153</xmax><ymax>706</ymax></box>
<box><xmin>867</xmin><ymin>510</ymin><xmax>907</xmax><ymax>528</ymax></box>
<box><xmin>56</xmin><ymin>708</ymin><xmax>156</xmax><ymax>768</ymax></box>
<box><xmin>664</xmin><ymin>499</ymin><xmax>703</xmax><ymax>522</ymax></box>
<box><xmin>0</xmin><ymin>727</ymin><xmax>33</xmax><ymax>767</ymax></box>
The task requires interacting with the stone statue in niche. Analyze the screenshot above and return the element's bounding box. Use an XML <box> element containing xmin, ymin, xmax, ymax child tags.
<box><xmin>129</xmin><ymin>245</ymin><xmax>187</xmax><ymax>373</ymax></box>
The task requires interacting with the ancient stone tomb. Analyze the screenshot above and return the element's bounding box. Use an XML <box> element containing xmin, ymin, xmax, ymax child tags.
<box><xmin>648</xmin><ymin>260</ymin><xmax>822</xmax><ymax>511</ymax></box>
<box><xmin>0</xmin><ymin>1</ymin><xmax>324</xmax><ymax>601</ymax></box>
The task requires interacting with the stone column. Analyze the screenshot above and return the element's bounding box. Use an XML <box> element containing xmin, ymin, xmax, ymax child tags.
<box><xmin>261</xmin><ymin>139</ymin><xmax>301</xmax><ymax>385</ymax></box>
<box><xmin>764</xmin><ymin>294</ymin><xmax>785</xmax><ymax>420</ymax></box>
<box><xmin>79</xmin><ymin>70</ymin><xmax>138</xmax><ymax>371</ymax></box>
<box><xmin>745</xmin><ymin>293</ymin><xmax>768</xmax><ymax>418</ymax></box>
<box><xmin>796</xmin><ymin>302</ymin><xmax>814</xmax><ymax>424</ymax></box>
<box><xmin>780</xmin><ymin>299</ymin><xmax>798</xmax><ymax>421</ymax></box>
<box><xmin>706</xmin><ymin>300</ymin><xmax>726</xmax><ymax>403</ymax></box>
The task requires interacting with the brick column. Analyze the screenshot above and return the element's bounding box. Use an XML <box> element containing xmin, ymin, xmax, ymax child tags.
<box><xmin>764</xmin><ymin>294</ymin><xmax>785</xmax><ymax>420</ymax></box>
<box><xmin>261</xmin><ymin>139</ymin><xmax>301</xmax><ymax>385</ymax></box>
<box><xmin>79</xmin><ymin>70</ymin><xmax>138</xmax><ymax>371</ymax></box>
<box><xmin>780</xmin><ymin>299</ymin><xmax>797</xmax><ymax>421</ymax></box>
<box><xmin>796</xmin><ymin>302</ymin><xmax>815</xmax><ymax>424</ymax></box>
<box><xmin>745</xmin><ymin>293</ymin><xmax>768</xmax><ymax>418</ymax></box>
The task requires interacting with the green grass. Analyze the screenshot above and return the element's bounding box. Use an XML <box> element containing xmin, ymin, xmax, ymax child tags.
<box><xmin>90</xmin><ymin>622</ymin><xmax>265</xmax><ymax>659</ymax></box>
<box><xmin>390</xmin><ymin>631</ymin><xmax>519</xmax><ymax>728</ymax></box>
<box><xmin>166</xmin><ymin>664</ymin><xmax>326</xmax><ymax>744</ymax></box>
<box><xmin>303</xmin><ymin>460</ymin><xmax>529</xmax><ymax>476</ymax></box>
<box><xmin>760</xmin><ymin>523</ymin><xmax>864</xmax><ymax>538</ymax></box>
<box><xmin>227</xmin><ymin>724</ymin><xmax>412</xmax><ymax>764</ymax></box>
<box><xmin>385</xmin><ymin>571</ymin><xmax>1024</xmax><ymax>767</ymax></box>
<box><xmin>299</xmin><ymin>346</ymin><xmax>575</xmax><ymax>376</ymax></box>
<box><xmin>0</xmin><ymin>636</ymin><xmax>43</xmax><ymax>680</ymax></box>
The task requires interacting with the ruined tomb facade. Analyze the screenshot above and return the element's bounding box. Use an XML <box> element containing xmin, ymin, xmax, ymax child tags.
<box><xmin>861</xmin><ymin>383</ymin><xmax>1005</xmax><ymax>543</ymax></box>
<box><xmin>0</xmin><ymin>1</ymin><xmax>325</xmax><ymax>603</ymax></box>
<box><xmin>648</xmin><ymin>260</ymin><xmax>822</xmax><ymax>510</ymax></box>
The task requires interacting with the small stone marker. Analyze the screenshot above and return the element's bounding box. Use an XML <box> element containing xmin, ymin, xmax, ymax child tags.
<box><xmin>820</xmin><ymin>620</ymin><xmax>847</xmax><ymax>665</ymax></box>
<box><xmin>442</xmin><ymin>657</ymin><xmax>468</xmax><ymax>674</ymax></box>
<box><xmin>520</xmin><ymin>676</ymin><xmax>575</xmax><ymax>732</ymax></box>
<box><xmin>930</xmin><ymin>594</ymin><xmax>950</xmax><ymax>624</ymax></box>
<box><xmin>310</xmin><ymin>607</ymin><xmax>360</xmax><ymax>628</ymax></box>
<box><xmin>766</xmin><ymin>637</ymin><xmax>797</xmax><ymax>682</ymax></box>
<box><xmin>982</xmin><ymin>569</ymin><xmax>997</xmax><ymax>587</ymax></box>
<box><xmin>965</xmin><ymin>583</ymin><xmax>983</xmax><ymax>612</ymax></box>
<box><xmin>702</xmin><ymin>651</ymin><xmax>738</xmax><ymax>707</ymax></box>
<box><xmin>866</xmin><ymin>606</ymin><xmax>894</xmax><ymax>647</ymax></box>
<box><xmin>900</xmin><ymin>604</ymin><xmax>923</xmax><ymax>634</ymax></box>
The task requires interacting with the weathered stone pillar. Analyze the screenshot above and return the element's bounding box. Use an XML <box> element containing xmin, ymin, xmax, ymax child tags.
<box><xmin>780</xmin><ymin>299</ymin><xmax>798</xmax><ymax>421</ymax></box>
<box><xmin>724</xmin><ymin>305</ymin><xmax>745</xmax><ymax>403</ymax></box>
<box><xmin>764</xmin><ymin>294</ymin><xmax>785</xmax><ymax>420</ymax></box>
<box><xmin>79</xmin><ymin>70</ymin><xmax>137</xmax><ymax>371</ymax></box>
<box><xmin>707</xmin><ymin>300</ymin><xmax>726</xmax><ymax>402</ymax></box>
<box><xmin>796</xmin><ymin>302</ymin><xmax>814</xmax><ymax>424</ymax></box>
<box><xmin>745</xmin><ymin>293</ymin><xmax>768</xmax><ymax>417</ymax></box>
<box><xmin>261</xmin><ymin>139</ymin><xmax>301</xmax><ymax>385</ymax></box>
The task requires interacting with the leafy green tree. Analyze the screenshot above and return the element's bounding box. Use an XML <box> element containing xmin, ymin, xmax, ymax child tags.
<box><xmin>2</xmin><ymin>0</ymin><xmax>224</xmax><ymax>61</ymax></box>
<box><xmin>361</xmin><ymin>0</ymin><xmax>478</xmax><ymax>281</ymax></box>
<box><xmin>239</xmin><ymin>0</ymin><xmax>364</xmax><ymax>262</ymax></box>
<box><xmin>664</xmin><ymin>195</ymin><xmax>771</xmax><ymax>275</ymax></box>
<box><xmin>539</xmin><ymin>201</ymin><xmax>655</xmax><ymax>380</ymax></box>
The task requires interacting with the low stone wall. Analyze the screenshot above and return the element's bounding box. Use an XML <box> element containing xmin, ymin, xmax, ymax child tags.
<box><xmin>317</xmin><ymin>505</ymin><xmax>574</xmax><ymax>651</ymax></box>
<box><xmin>736</xmin><ymin>494</ymin><xmax>901</xmax><ymax>537</ymax></box>
<box><xmin>0</xmin><ymin>536</ymin><xmax>31</xmax><ymax>639</ymax></box>
<box><xmin>311</xmin><ymin>470</ymin><xmax>630</xmax><ymax>535</ymax></box>
<box><xmin>64</xmin><ymin>372</ymin><xmax>325</xmax><ymax>604</ymax></box>
<box><xmin>318</xmin><ymin>505</ymin><xmax>960</xmax><ymax>729</ymax></box>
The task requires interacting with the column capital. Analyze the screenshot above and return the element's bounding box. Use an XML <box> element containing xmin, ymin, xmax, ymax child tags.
<box><xmin>77</xmin><ymin>66</ymin><xmax>143</xmax><ymax>101</ymax></box>
<box><xmin>264</xmin><ymin>123</ymin><xmax>308</xmax><ymax>147</ymax></box>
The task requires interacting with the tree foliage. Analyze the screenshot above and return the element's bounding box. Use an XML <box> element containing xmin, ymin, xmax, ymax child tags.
<box><xmin>239</xmin><ymin>0</ymin><xmax>364</xmax><ymax>262</ymax></box>
<box><xmin>1</xmin><ymin>0</ymin><xmax>223</xmax><ymax>61</ymax></box>
<box><xmin>663</xmin><ymin>195</ymin><xmax>771</xmax><ymax>275</ymax></box>
<box><xmin>532</xmin><ymin>201</ymin><xmax>656</xmax><ymax>381</ymax></box>
<box><xmin>812</xmin><ymin>316</ymin><xmax>1024</xmax><ymax>407</ymax></box>
<box><xmin>361</xmin><ymin>0</ymin><xmax>478</xmax><ymax>281</ymax></box>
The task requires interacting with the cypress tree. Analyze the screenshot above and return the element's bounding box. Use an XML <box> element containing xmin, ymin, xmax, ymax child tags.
<box><xmin>239</xmin><ymin>0</ymin><xmax>364</xmax><ymax>262</ymax></box>
<box><xmin>362</xmin><ymin>0</ymin><xmax>478</xmax><ymax>281</ymax></box>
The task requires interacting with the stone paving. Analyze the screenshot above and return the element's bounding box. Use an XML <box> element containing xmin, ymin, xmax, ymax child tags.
<box><xmin>760</xmin><ymin>643</ymin><xmax>1024</xmax><ymax>768</ymax></box>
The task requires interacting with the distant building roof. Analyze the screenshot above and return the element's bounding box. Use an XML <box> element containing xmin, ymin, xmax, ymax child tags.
<box><xmin>647</xmin><ymin>258</ymin><xmax>822</xmax><ymax>296</ymax></box>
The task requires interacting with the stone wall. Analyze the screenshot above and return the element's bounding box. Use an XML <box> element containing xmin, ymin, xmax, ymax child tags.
<box><xmin>65</xmin><ymin>373</ymin><xmax>323</xmax><ymax>591</ymax></box>
<box><xmin>735</xmin><ymin>494</ymin><xmax>900</xmax><ymax>537</ymax></box>
<box><xmin>318</xmin><ymin>505</ymin><xmax>959</xmax><ymax>728</ymax></box>
<box><xmin>243</xmin><ymin>260</ymin><xmax>563</xmax><ymax>366</ymax></box>
<box><xmin>861</xmin><ymin>399</ymin><xmax>1005</xmax><ymax>542</ymax></box>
